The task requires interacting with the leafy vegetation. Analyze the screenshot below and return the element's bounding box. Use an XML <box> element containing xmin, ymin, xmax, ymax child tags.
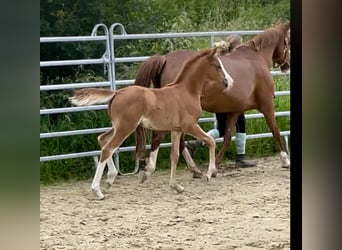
<box><xmin>40</xmin><ymin>0</ymin><xmax>290</xmax><ymax>184</ymax></box>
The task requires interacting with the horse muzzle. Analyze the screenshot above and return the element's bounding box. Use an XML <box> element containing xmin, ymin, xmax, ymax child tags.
<box><xmin>223</xmin><ymin>78</ymin><xmax>228</xmax><ymax>87</ymax></box>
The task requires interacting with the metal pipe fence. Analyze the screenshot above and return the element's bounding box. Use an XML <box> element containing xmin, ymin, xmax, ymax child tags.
<box><xmin>40</xmin><ymin>23</ymin><xmax>290</xmax><ymax>172</ymax></box>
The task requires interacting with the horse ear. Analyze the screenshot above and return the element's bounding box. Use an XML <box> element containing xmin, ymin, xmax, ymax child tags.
<box><xmin>251</xmin><ymin>39</ymin><xmax>262</xmax><ymax>51</ymax></box>
<box><xmin>282</xmin><ymin>21</ymin><xmax>290</xmax><ymax>31</ymax></box>
<box><xmin>211</xmin><ymin>47</ymin><xmax>218</xmax><ymax>57</ymax></box>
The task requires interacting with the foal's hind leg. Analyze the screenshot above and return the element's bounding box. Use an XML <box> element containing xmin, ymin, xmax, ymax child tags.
<box><xmin>260</xmin><ymin>104</ymin><xmax>290</xmax><ymax>168</ymax></box>
<box><xmin>92</xmin><ymin>124</ymin><xmax>137</xmax><ymax>199</ymax></box>
<box><xmin>98</xmin><ymin>129</ymin><xmax>118</xmax><ymax>186</ymax></box>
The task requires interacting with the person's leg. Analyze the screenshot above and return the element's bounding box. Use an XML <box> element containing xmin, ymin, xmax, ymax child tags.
<box><xmin>235</xmin><ymin>114</ymin><xmax>256</xmax><ymax>167</ymax></box>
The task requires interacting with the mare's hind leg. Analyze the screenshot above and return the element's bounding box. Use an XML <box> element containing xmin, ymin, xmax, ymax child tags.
<box><xmin>215</xmin><ymin>112</ymin><xmax>240</xmax><ymax>167</ymax></box>
<box><xmin>92</xmin><ymin>123</ymin><xmax>138</xmax><ymax>199</ymax></box>
<box><xmin>97</xmin><ymin>129</ymin><xmax>118</xmax><ymax>186</ymax></box>
<box><xmin>139</xmin><ymin>130</ymin><xmax>165</xmax><ymax>183</ymax></box>
<box><xmin>183</xmin><ymin>124</ymin><xmax>216</xmax><ymax>181</ymax></box>
<box><xmin>259</xmin><ymin>105</ymin><xmax>290</xmax><ymax>168</ymax></box>
<box><xmin>169</xmin><ymin>131</ymin><xmax>184</xmax><ymax>193</ymax></box>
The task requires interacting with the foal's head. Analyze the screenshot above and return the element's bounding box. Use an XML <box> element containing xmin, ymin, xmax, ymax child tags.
<box><xmin>272</xmin><ymin>22</ymin><xmax>290</xmax><ymax>72</ymax></box>
<box><xmin>179</xmin><ymin>48</ymin><xmax>228</xmax><ymax>88</ymax></box>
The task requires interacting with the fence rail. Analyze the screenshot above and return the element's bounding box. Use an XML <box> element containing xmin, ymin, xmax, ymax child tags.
<box><xmin>40</xmin><ymin>23</ymin><xmax>290</xmax><ymax>169</ymax></box>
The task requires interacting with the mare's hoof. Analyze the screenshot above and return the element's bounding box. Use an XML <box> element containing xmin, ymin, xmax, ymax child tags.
<box><xmin>138</xmin><ymin>171</ymin><xmax>148</xmax><ymax>183</ymax></box>
<box><xmin>192</xmin><ymin>171</ymin><xmax>203</xmax><ymax>179</ymax></box>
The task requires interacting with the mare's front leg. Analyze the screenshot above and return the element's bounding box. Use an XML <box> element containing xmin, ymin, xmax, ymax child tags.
<box><xmin>215</xmin><ymin>112</ymin><xmax>240</xmax><ymax>167</ymax></box>
<box><xmin>139</xmin><ymin>130</ymin><xmax>164</xmax><ymax>183</ymax></box>
<box><xmin>180</xmin><ymin>136</ymin><xmax>203</xmax><ymax>178</ymax></box>
<box><xmin>259</xmin><ymin>104</ymin><xmax>290</xmax><ymax>168</ymax></box>
<box><xmin>184</xmin><ymin>124</ymin><xmax>217</xmax><ymax>181</ymax></box>
<box><xmin>169</xmin><ymin>131</ymin><xmax>184</xmax><ymax>193</ymax></box>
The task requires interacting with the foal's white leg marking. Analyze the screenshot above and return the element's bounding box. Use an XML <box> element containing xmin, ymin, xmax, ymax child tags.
<box><xmin>91</xmin><ymin>160</ymin><xmax>107</xmax><ymax>200</ymax></box>
<box><xmin>217</xmin><ymin>57</ymin><xmax>234</xmax><ymax>89</ymax></box>
<box><xmin>280</xmin><ymin>151</ymin><xmax>290</xmax><ymax>168</ymax></box>
<box><xmin>204</xmin><ymin>137</ymin><xmax>217</xmax><ymax>180</ymax></box>
<box><xmin>105</xmin><ymin>157</ymin><xmax>118</xmax><ymax>186</ymax></box>
<box><xmin>91</xmin><ymin>147</ymin><xmax>118</xmax><ymax>199</ymax></box>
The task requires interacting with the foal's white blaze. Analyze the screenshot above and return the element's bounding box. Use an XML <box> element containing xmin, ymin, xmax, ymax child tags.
<box><xmin>280</xmin><ymin>151</ymin><xmax>290</xmax><ymax>168</ymax></box>
<box><xmin>217</xmin><ymin>57</ymin><xmax>233</xmax><ymax>89</ymax></box>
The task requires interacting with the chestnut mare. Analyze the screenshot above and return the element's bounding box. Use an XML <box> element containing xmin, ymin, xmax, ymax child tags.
<box><xmin>134</xmin><ymin>22</ymin><xmax>291</xmax><ymax>178</ymax></box>
<box><xmin>70</xmin><ymin>48</ymin><xmax>229</xmax><ymax>199</ymax></box>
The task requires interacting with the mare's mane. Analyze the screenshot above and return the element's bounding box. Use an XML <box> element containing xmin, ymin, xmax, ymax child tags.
<box><xmin>235</xmin><ymin>22</ymin><xmax>289</xmax><ymax>52</ymax></box>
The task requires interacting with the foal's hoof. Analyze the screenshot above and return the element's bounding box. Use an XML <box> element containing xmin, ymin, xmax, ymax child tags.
<box><xmin>105</xmin><ymin>177</ymin><xmax>116</xmax><ymax>188</ymax></box>
<box><xmin>138</xmin><ymin>171</ymin><xmax>148</xmax><ymax>183</ymax></box>
<box><xmin>202</xmin><ymin>174</ymin><xmax>211</xmax><ymax>182</ymax></box>
<box><xmin>192</xmin><ymin>171</ymin><xmax>203</xmax><ymax>179</ymax></box>
<box><xmin>92</xmin><ymin>188</ymin><xmax>105</xmax><ymax>200</ymax></box>
<box><xmin>171</xmin><ymin>184</ymin><xmax>185</xmax><ymax>193</ymax></box>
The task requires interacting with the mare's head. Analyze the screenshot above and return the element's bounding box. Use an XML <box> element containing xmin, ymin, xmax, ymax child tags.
<box><xmin>178</xmin><ymin>47</ymin><xmax>228</xmax><ymax>88</ymax></box>
<box><xmin>249</xmin><ymin>21</ymin><xmax>290</xmax><ymax>73</ymax></box>
<box><xmin>272</xmin><ymin>22</ymin><xmax>291</xmax><ymax>72</ymax></box>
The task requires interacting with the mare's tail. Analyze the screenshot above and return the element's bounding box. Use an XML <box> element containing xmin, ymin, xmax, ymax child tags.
<box><xmin>134</xmin><ymin>55</ymin><xmax>166</xmax><ymax>88</ymax></box>
<box><xmin>134</xmin><ymin>55</ymin><xmax>166</xmax><ymax>160</ymax></box>
<box><xmin>69</xmin><ymin>88</ymin><xmax>116</xmax><ymax>106</ymax></box>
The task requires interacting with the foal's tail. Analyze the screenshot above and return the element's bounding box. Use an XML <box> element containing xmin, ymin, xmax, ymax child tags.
<box><xmin>69</xmin><ymin>88</ymin><xmax>116</xmax><ymax>106</ymax></box>
<box><xmin>134</xmin><ymin>55</ymin><xmax>166</xmax><ymax>160</ymax></box>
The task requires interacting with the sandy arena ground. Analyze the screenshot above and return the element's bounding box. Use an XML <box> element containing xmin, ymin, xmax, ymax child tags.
<box><xmin>40</xmin><ymin>156</ymin><xmax>290</xmax><ymax>250</ymax></box>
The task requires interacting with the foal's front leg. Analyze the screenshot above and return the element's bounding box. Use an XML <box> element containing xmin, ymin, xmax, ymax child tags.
<box><xmin>138</xmin><ymin>130</ymin><xmax>165</xmax><ymax>183</ymax></box>
<box><xmin>169</xmin><ymin>131</ymin><xmax>184</xmax><ymax>193</ymax></box>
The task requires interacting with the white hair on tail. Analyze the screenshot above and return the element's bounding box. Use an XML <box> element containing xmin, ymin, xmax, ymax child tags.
<box><xmin>69</xmin><ymin>90</ymin><xmax>115</xmax><ymax>106</ymax></box>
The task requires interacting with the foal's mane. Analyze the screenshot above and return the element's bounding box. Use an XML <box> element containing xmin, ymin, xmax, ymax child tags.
<box><xmin>236</xmin><ymin>22</ymin><xmax>290</xmax><ymax>52</ymax></box>
<box><xmin>166</xmin><ymin>48</ymin><xmax>214</xmax><ymax>86</ymax></box>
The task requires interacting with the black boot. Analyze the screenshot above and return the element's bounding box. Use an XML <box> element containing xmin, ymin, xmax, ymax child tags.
<box><xmin>186</xmin><ymin>140</ymin><xmax>202</xmax><ymax>157</ymax></box>
<box><xmin>236</xmin><ymin>154</ymin><xmax>256</xmax><ymax>168</ymax></box>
